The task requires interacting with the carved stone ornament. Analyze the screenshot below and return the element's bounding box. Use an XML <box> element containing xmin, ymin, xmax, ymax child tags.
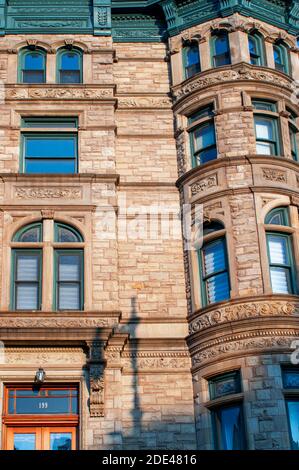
<box><xmin>89</xmin><ymin>365</ymin><xmax>105</xmax><ymax>417</ymax></box>
<box><xmin>190</xmin><ymin>174</ymin><xmax>218</xmax><ymax>196</ymax></box>
<box><xmin>41</xmin><ymin>209</ymin><xmax>55</xmax><ymax>219</ymax></box>
<box><xmin>189</xmin><ymin>300</ymin><xmax>299</xmax><ymax>334</ymax></box>
<box><xmin>262</xmin><ymin>168</ymin><xmax>287</xmax><ymax>183</ymax></box>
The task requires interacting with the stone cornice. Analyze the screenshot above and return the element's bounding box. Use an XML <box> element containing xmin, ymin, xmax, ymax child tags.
<box><xmin>0</xmin><ymin>173</ymin><xmax>120</xmax><ymax>185</ymax></box>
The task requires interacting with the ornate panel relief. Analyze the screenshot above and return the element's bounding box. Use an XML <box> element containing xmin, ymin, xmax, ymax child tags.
<box><xmin>262</xmin><ymin>168</ymin><xmax>287</xmax><ymax>183</ymax></box>
<box><xmin>121</xmin><ymin>351</ymin><xmax>190</xmax><ymax>371</ymax></box>
<box><xmin>15</xmin><ymin>186</ymin><xmax>83</xmax><ymax>200</ymax></box>
<box><xmin>190</xmin><ymin>174</ymin><xmax>218</xmax><ymax>197</ymax></box>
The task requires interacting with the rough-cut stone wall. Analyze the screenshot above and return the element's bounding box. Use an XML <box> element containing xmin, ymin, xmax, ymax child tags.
<box><xmin>173</xmin><ymin>14</ymin><xmax>299</xmax><ymax>450</ymax></box>
<box><xmin>0</xmin><ymin>32</ymin><xmax>196</xmax><ymax>450</ymax></box>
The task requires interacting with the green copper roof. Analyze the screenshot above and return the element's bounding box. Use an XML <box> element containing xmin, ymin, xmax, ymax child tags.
<box><xmin>0</xmin><ymin>0</ymin><xmax>297</xmax><ymax>41</ymax></box>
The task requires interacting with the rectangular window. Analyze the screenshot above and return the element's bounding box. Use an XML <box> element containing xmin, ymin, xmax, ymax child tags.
<box><xmin>12</xmin><ymin>250</ymin><xmax>42</xmax><ymax>310</ymax></box>
<box><xmin>212</xmin><ymin>404</ymin><xmax>246</xmax><ymax>450</ymax></box>
<box><xmin>252</xmin><ymin>100</ymin><xmax>277</xmax><ymax>112</ymax></box>
<box><xmin>267</xmin><ymin>233</ymin><xmax>294</xmax><ymax>294</ymax></box>
<box><xmin>21</xmin><ymin>118</ymin><xmax>78</xmax><ymax>174</ymax></box>
<box><xmin>189</xmin><ymin>106</ymin><xmax>217</xmax><ymax>167</ymax></box>
<box><xmin>254</xmin><ymin>115</ymin><xmax>280</xmax><ymax>155</ymax></box>
<box><xmin>283</xmin><ymin>369</ymin><xmax>299</xmax><ymax>450</ymax></box>
<box><xmin>289</xmin><ymin>125</ymin><xmax>298</xmax><ymax>161</ymax></box>
<box><xmin>200</xmin><ymin>238</ymin><xmax>230</xmax><ymax>306</ymax></box>
<box><xmin>208</xmin><ymin>371</ymin><xmax>246</xmax><ymax>450</ymax></box>
<box><xmin>55</xmin><ymin>250</ymin><xmax>83</xmax><ymax>311</ymax></box>
<box><xmin>7</xmin><ymin>387</ymin><xmax>78</xmax><ymax>415</ymax></box>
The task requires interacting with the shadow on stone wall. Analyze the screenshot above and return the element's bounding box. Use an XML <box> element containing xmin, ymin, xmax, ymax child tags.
<box><xmin>106</xmin><ymin>296</ymin><xmax>197</xmax><ymax>450</ymax></box>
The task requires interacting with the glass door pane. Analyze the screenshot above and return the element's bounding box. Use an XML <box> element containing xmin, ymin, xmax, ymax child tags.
<box><xmin>14</xmin><ymin>433</ymin><xmax>36</xmax><ymax>450</ymax></box>
<box><xmin>50</xmin><ymin>432</ymin><xmax>72</xmax><ymax>450</ymax></box>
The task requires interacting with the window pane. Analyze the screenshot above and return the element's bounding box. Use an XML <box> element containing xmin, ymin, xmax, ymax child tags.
<box><xmin>256</xmin><ymin>142</ymin><xmax>273</xmax><ymax>155</ymax></box>
<box><xmin>206</xmin><ymin>272</ymin><xmax>230</xmax><ymax>304</ymax></box>
<box><xmin>214</xmin><ymin>53</ymin><xmax>230</xmax><ymax>67</ymax></box>
<box><xmin>59</xmin><ymin>284</ymin><xmax>80</xmax><ymax>310</ymax></box>
<box><xmin>203</xmin><ymin>240</ymin><xmax>226</xmax><ymax>277</ymax></box>
<box><xmin>16</xmin><ymin>284</ymin><xmax>39</xmax><ymax>310</ymax></box>
<box><xmin>215</xmin><ymin>35</ymin><xmax>229</xmax><ymax>55</ymax></box>
<box><xmin>59</xmin><ymin>255</ymin><xmax>80</xmax><ymax>281</ymax></box>
<box><xmin>255</xmin><ymin>118</ymin><xmax>274</xmax><ymax>140</ymax></box>
<box><xmin>25</xmin><ymin>159</ymin><xmax>76</xmax><ymax>174</ymax></box>
<box><xmin>199</xmin><ymin>146</ymin><xmax>217</xmax><ymax>165</ymax></box>
<box><xmin>194</xmin><ymin>123</ymin><xmax>215</xmax><ymax>151</ymax></box>
<box><xmin>188</xmin><ymin>105</ymin><xmax>214</xmax><ymax>123</ymax></box>
<box><xmin>22</xmin><ymin>118</ymin><xmax>77</xmax><ymax>129</ymax></box>
<box><xmin>22</xmin><ymin>70</ymin><xmax>44</xmax><ymax>83</ymax></box>
<box><xmin>25</xmin><ymin>137</ymin><xmax>76</xmax><ymax>158</ymax></box>
<box><xmin>215</xmin><ymin>405</ymin><xmax>245</xmax><ymax>450</ymax></box>
<box><xmin>266</xmin><ymin>211</ymin><xmax>286</xmax><ymax>225</ymax></box>
<box><xmin>14</xmin><ymin>434</ymin><xmax>36</xmax><ymax>451</ymax></box>
<box><xmin>270</xmin><ymin>267</ymin><xmax>291</xmax><ymax>294</ymax></box>
<box><xmin>61</xmin><ymin>52</ymin><xmax>80</xmax><ymax>70</ymax></box>
<box><xmin>50</xmin><ymin>433</ymin><xmax>72</xmax><ymax>451</ymax></box>
<box><xmin>17</xmin><ymin>226</ymin><xmax>41</xmax><ymax>243</ymax></box>
<box><xmin>210</xmin><ymin>373</ymin><xmax>241</xmax><ymax>400</ymax></box>
<box><xmin>283</xmin><ymin>370</ymin><xmax>299</xmax><ymax>389</ymax></box>
<box><xmin>286</xmin><ymin>401</ymin><xmax>299</xmax><ymax>450</ymax></box>
<box><xmin>60</xmin><ymin>70</ymin><xmax>81</xmax><ymax>84</ymax></box>
<box><xmin>17</xmin><ymin>255</ymin><xmax>39</xmax><ymax>281</ymax></box>
<box><xmin>249</xmin><ymin>37</ymin><xmax>257</xmax><ymax>55</ymax></box>
<box><xmin>24</xmin><ymin>52</ymin><xmax>44</xmax><ymax>70</ymax></box>
<box><xmin>252</xmin><ymin>100</ymin><xmax>276</xmax><ymax>112</ymax></box>
<box><xmin>268</xmin><ymin>235</ymin><xmax>289</xmax><ymax>265</ymax></box>
<box><xmin>57</xmin><ymin>226</ymin><xmax>81</xmax><ymax>243</ymax></box>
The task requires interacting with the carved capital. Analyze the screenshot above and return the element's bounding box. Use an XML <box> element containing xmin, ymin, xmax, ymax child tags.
<box><xmin>41</xmin><ymin>209</ymin><xmax>55</xmax><ymax>220</ymax></box>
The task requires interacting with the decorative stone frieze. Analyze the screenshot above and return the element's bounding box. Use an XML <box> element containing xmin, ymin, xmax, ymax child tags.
<box><xmin>191</xmin><ymin>330</ymin><xmax>299</xmax><ymax>366</ymax></box>
<box><xmin>190</xmin><ymin>174</ymin><xmax>218</xmax><ymax>196</ymax></box>
<box><xmin>122</xmin><ymin>351</ymin><xmax>190</xmax><ymax>371</ymax></box>
<box><xmin>5</xmin><ymin>86</ymin><xmax>115</xmax><ymax>101</ymax></box>
<box><xmin>189</xmin><ymin>299</ymin><xmax>299</xmax><ymax>334</ymax></box>
<box><xmin>172</xmin><ymin>64</ymin><xmax>293</xmax><ymax>102</ymax></box>
<box><xmin>15</xmin><ymin>187</ymin><xmax>83</xmax><ymax>200</ymax></box>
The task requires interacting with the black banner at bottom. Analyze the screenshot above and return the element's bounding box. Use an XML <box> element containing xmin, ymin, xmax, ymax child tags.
<box><xmin>0</xmin><ymin>450</ymin><xmax>298</xmax><ymax>467</ymax></box>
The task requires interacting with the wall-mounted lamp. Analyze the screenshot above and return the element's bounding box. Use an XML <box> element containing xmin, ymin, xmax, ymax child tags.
<box><xmin>34</xmin><ymin>367</ymin><xmax>46</xmax><ymax>385</ymax></box>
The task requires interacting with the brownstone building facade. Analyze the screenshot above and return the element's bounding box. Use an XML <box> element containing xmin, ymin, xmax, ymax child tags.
<box><xmin>0</xmin><ymin>0</ymin><xmax>298</xmax><ymax>451</ymax></box>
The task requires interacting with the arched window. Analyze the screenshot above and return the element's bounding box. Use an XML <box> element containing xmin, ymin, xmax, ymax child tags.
<box><xmin>11</xmin><ymin>221</ymin><xmax>84</xmax><ymax>311</ymax></box>
<box><xmin>211</xmin><ymin>32</ymin><xmax>231</xmax><ymax>67</ymax></box>
<box><xmin>248</xmin><ymin>32</ymin><xmax>265</xmax><ymax>66</ymax></box>
<box><xmin>183</xmin><ymin>43</ymin><xmax>201</xmax><ymax>79</ymax></box>
<box><xmin>265</xmin><ymin>207</ymin><xmax>296</xmax><ymax>294</ymax></box>
<box><xmin>198</xmin><ymin>221</ymin><xmax>230</xmax><ymax>306</ymax></box>
<box><xmin>57</xmin><ymin>48</ymin><xmax>82</xmax><ymax>84</ymax></box>
<box><xmin>19</xmin><ymin>48</ymin><xmax>46</xmax><ymax>84</ymax></box>
<box><xmin>273</xmin><ymin>42</ymin><xmax>290</xmax><ymax>75</ymax></box>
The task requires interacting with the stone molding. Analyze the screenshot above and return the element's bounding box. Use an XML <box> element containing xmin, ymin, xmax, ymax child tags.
<box><xmin>4</xmin><ymin>347</ymin><xmax>86</xmax><ymax>365</ymax></box>
<box><xmin>191</xmin><ymin>330</ymin><xmax>298</xmax><ymax>367</ymax></box>
<box><xmin>172</xmin><ymin>63</ymin><xmax>293</xmax><ymax>105</ymax></box>
<box><xmin>189</xmin><ymin>297</ymin><xmax>299</xmax><ymax>334</ymax></box>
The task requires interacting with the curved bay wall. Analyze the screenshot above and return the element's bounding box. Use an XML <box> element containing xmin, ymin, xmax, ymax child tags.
<box><xmin>172</xmin><ymin>14</ymin><xmax>299</xmax><ymax>450</ymax></box>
